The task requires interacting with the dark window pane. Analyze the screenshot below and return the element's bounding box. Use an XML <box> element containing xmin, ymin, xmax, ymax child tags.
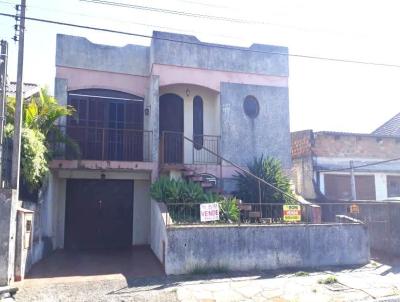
<box><xmin>387</xmin><ymin>176</ymin><xmax>400</xmax><ymax>198</ymax></box>
<box><xmin>324</xmin><ymin>174</ymin><xmax>351</xmax><ymax>200</ymax></box>
<box><xmin>193</xmin><ymin>96</ymin><xmax>203</xmax><ymax>150</ymax></box>
<box><xmin>243</xmin><ymin>95</ymin><xmax>259</xmax><ymax>118</ymax></box>
<box><xmin>355</xmin><ymin>175</ymin><xmax>376</xmax><ymax>200</ymax></box>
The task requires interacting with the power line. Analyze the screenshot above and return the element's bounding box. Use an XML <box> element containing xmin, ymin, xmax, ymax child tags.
<box><xmin>80</xmin><ymin>0</ymin><xmax>345</xmax><ymax>35</ymax></box>
<box><xmin>0</xmin><ymin>0</ymin><xmax>245</xmax><ymax>42</ymax></box>
<box><xmin>319</xmin><ymin>156</ymin><xmax>400</xmax><ymax>173</ymax></box>
<box><xmin>80</xmin><ymin>0</ymin><xmax>271</xmax><ymax>25</ymax></box>
<box><xmin>0</xmin><ymin>0</ymin><xmax>379</xmax><ymax>41</ymax></box>
<box><xmin>1</xmin><ymin>12</ymin><xmax>400</xmax><ymax>69</ymax></box>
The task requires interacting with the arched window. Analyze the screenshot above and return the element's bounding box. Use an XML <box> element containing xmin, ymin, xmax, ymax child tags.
<box><xmin>193</xmin><ymin>96</ymin><xmax>204</xmax><ymax>150</ymax></box>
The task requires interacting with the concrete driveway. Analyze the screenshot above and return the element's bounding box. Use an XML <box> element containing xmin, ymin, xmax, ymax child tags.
<box><xmin>13</xmin><ymin>255</ymin><xmax>400</xmax><ymax>302</ymax></box>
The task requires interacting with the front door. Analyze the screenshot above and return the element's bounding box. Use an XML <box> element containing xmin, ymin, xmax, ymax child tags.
<box><xmin>159</xmin><ymin>93</ymin><xmax>184</xmax><ymax>163</ymax></box>
<box><xmin>65</xmin><ymin>179</ymin><xmax>134</xmax><ymax>250</ymax></box>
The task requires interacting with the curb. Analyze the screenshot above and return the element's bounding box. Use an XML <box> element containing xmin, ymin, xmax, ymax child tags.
<box><xmin>376</xmin><ymin>296</ymin><xmax>400</xmax><ymax>302</ymax></box>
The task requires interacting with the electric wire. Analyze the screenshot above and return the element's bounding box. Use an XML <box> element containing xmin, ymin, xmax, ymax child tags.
<box><xmin>1</xmin><ymin>12</ymin><xmax>400</xmax><ymax>69</ymax></box>
<box><xmin>318</xmin><ymin>156</ymin><xmax>400</xmax><ymax>172</ymax></box>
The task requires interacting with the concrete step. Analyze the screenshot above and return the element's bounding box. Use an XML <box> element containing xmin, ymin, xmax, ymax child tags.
<box><xmin>189</xmin><ymin>176</ymin><xmax>204</xmax><ymax>182</ymax></box>
<box><xmin>201</xmin><ymin>182</ymin><xmax>214</xmax><ymax>188</ymax></box>
<box><xmin>183</xmin><ymin>170</ymin><xmax>195</xmax><ymax>176</ymax></box>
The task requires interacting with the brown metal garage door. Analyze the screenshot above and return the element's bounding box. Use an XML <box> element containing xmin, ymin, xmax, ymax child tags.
<box><xmin>65</xmin><ymin>179</ymin><xmax>134</xmax><ymax>250</ymax></box>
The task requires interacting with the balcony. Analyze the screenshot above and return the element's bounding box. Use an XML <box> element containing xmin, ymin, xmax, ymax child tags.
<box><xmin>51</xmin><ymin>125</ymin><xmax>152</xmax><ymax>162</ymax></box>
<box><xmin>160</xmin><ymin>131</ymin><xmax>221</xmax><ymax>165</ymax></box>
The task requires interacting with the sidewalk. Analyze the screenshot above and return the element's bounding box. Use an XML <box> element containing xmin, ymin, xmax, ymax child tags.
<box><xmin>13</xmin><ymin>259</ymin><xmax>400</xmax><ymax>302</ymax></box>
<box><xmin>175</xmin><ymin>261</ymin><xmax>400</xmax><ymax>302</ymax></box>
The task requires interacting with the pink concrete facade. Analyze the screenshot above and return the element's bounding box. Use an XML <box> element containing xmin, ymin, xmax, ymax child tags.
<box><xmin>153</xmin><ymin>64</ymin><xmax>288</xmax><ymax>91</ymax></box>
<box><xmin>56</xmin><ymin>66</ymin><xmax>148</xmax><ymax>97</ymax></box>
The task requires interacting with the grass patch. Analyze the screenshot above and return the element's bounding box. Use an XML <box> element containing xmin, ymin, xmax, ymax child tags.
<box><xmin>318</xmin><ymin>275</ymin><xmax>338</xmax><ymax>285</ymax></box>
<box><xmin>295</xmin><ymin>271</ymin><xmax>309</xmax><ymax>277</ymax></box>
<box><xmin>190</xmin><ymin>265</ymin><xmax>228</xmax><ymax>275</ymax></box>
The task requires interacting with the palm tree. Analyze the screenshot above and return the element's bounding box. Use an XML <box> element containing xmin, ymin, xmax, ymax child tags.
<box><xmin>4</xmin><ymin>87</ymin><xmax>74</xmax><ymax>192</ymax></box>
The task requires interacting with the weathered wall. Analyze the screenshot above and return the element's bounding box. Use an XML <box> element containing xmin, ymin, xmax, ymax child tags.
<box><xmin>0</xmin><ymin>189</ymin><xmax>18</xmax><ymax>286</ymax></box>
<box><xmin>220</xmin><ymin>83</ymin><xmax>291</xmax><ymax>169</ymax></box>
<box><xmin>132</xmin><ymin>180</ymin><xmax>151</xmax><ymax>245</ymax></box>
<box><xmin>318</xmin><ymin>200</ymin><xmax>400</xmax><ymax>257</ymax></box>
<box><xmin>56</xmin><ymin>34</ymin><xmax>149</xmax><ymax>76</ymax></box>
<box><xmin>151</xmin><ymin>31</ymin><xmax>288</xmax><ymax>77</ymax></box>
<box><xmin>292</xmin><ymin>156</ymin><xmax>316</xmax><ymax>199</ymax></box>
<box><xmin>150</xmin><ymin>200</ymin><xmax>168</xmax><ymax>267</ymax></box>
<box><xmin>165</xmin><ymin>223</ymin><xmax>369</xmax><ymax>275</ymax></box>
<box><xmin>313</xmin><ymin>132</ymin><xmax>400</xmax><ymax>158</ymax></box>
<box><xmin>291</xmin><ymin>130</ymin><xmax>314</xmax><ymax>159</ymax></box>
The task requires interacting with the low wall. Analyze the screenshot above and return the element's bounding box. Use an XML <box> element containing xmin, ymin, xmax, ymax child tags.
<box><xmin>318</xmin><ymin>200</ymin><xmax>400</xmax><ymax>256</ymax></box>
<box><xmin>150</xmin><ymin>200</ymin><xmax>168</xmax><ymax>267</ymax></box>
<box><xmin>165</xmin><ymin>223</ymin><xmax>369</xmax><ymax>275</ymax></box>
<box><xmin>0</xmin><ymin>189</ymin><xmax>19</xmax><ymax>286</ymax></box>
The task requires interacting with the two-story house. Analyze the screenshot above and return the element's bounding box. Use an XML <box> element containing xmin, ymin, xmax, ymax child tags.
<box><xmin>40</xmin><ymin>31</ymin><xmax>290</xmax><ymax>256</ymax></box>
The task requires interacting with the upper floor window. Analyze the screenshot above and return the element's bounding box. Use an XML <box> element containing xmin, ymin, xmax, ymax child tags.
<box><xmin>193</xmin><ymin>96</ymin><xmax>204</xmax><ymax>150</ymax></box>
<box><xmin>387</xmin><ymin>176</ymin><xmax>400</xmax><ymax>198</ymax></box>
<box><xmin>243</xmin><ymin>95</ymin><xmax>259</xmax><ymax>118</ymax></box>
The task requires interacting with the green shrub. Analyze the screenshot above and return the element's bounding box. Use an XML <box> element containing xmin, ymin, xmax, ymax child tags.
<box><xmin>150</xmin><ymin>177</ymin><xmax>205</xmax><ymax>204</ymax></box>
<box><xmin>318</xmin><ymin>276</ymin><xmax>338</xmax><ymax>284</ymax></box>
<box><xmin>219</xmin><ymin>197</ymin><xmax>240</xmax><ymax>223</ymax></box>
<box><xmin>234</xmin><ymin>155</ymin><xmax>295</xmax><ymax>204</ymax></box>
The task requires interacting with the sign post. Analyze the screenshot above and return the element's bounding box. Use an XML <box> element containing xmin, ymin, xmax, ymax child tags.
<box><xmin>283</xmin><ymin>204</ymin><xmax>301</xmax><ymax>222</ymax></box>
<box><xmin>200</xmin><ymin>203</ymin><xmax>219</xmax><ymax>222</ymax></box>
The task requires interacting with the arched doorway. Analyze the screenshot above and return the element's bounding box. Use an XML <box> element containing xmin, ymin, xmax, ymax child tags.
<box><xmin>159</xmin><ymin>93</ymin><xmax>184</xmax><ymax>163</ymax></box>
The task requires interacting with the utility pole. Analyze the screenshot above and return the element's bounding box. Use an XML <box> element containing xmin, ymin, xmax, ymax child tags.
<box><xmin>350</xmin><ymin>160</ymin><xmax>356</xmax><ymax>200</ymax></box>
<box><xmin>0</xmin><ymin>40</ymin><xmax>8</xmax><ymax>186</ymax></box>
<box><xmin>11</xmin><ymin>0</ymin><xmax>26</xmax><ymax>194</ymax></box>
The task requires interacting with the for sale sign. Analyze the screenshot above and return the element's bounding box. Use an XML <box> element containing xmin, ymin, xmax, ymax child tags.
<box><xmin>283</xmin><ymin>204</ymin><xmax>301</xmax><ymax>222</ymax></box>
<box><xmin>200</xmin><ymin>203</ymin><xmax>220</xmax><ymax>222</ymax></box>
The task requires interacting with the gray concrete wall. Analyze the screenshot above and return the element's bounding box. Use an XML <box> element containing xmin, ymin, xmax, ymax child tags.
<box><xmin>56</xmin><ymin>34</ymin><xmax>149</xmax><ymax>76</ymax></box>
<box><xmin>317</xmin><ymin>201</ymin><xmax>400</xmax><ymax>257</ymax></box>
<box><xmin>292</xmin><ymin>156</ymin><xmax>317</xmax><ymax>199</ymax></box>
<box><xmin>165</xmin><ymin>223</ymin><xmax>369</xmax><ymax>275</ymax></box>
<box><xmin>132</xmin><ymin>180</ymin><xmax>151</xmax><ymax>245</ymax></box>
<box><xmin>151</xmin><ymin>31</ymin><xmax>288</xmax><ymax>77</ymax></box>
<box><xmin>150</xmin><ymin>200</ymin><xmax>168</xmax><ymax>266</ymax></box>
<box><xmin>0</xmin><ymin>189</ymin><xmax>18</xmax><ymax>285</ymax></box>
<box><xmin>220</xmin><ymin>83</ymin><xmax>291</xmax><ymax>168</ymax></box>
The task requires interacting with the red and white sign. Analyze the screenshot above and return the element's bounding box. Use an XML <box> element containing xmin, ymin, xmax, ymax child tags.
<box><xmin>200</xmin><ymin>203</ymin><xmax>220</xmax><ymax>222</ymax></box>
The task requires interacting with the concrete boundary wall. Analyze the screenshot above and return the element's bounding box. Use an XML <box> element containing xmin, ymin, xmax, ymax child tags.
<box><xmin>165</xmin><ymin>223</ymin><xmax>369</xmax><ymax>275</ymax></box>
<box><xmin>150</xmin><ymin>201</ymin><xmax>168</xmax><ymax>267</ymax></box>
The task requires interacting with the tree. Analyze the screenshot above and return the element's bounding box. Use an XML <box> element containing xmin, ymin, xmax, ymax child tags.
<box><xmin>233</xmin><ymin>156</ymin><xmax>295</xmax><ymax>204</ymax></box>
<box><xmin>5</xmin><ymin>87</ymin><xmax>74</xmax><ymax>191</ymax></box>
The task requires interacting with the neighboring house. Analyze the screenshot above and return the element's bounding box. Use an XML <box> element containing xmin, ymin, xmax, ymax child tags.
<box><xmin>292</xmin><ymin>130</ymin><xmax>400</xmax><ymax>201</ymax></box>
<box><xmin>37</xmin><ymin>32</ymin><xmax>290</xmax><ymax>255</ymax></box>
<box><xmin>7</xmin><ymin>81</ymin><xmax>40</xmax><ymax>99</ymax></box>
<box><xmin>372</xmin><ymin>112</ymin><xmax>400</xmax><ymax>136</ymax></box>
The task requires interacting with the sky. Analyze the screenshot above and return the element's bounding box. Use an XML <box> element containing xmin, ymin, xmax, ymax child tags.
<box><xmin>1</xmin><ymin>0</ymin><xmax>400</xmax><ymax>133</ymax></box>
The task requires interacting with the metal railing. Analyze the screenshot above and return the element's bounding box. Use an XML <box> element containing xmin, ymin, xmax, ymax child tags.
<box><xmin>160</xmin><ymin>131</ymin><xmax>221</xmax><ymax>164</ymax></box>
<box><xmin>193</xmin><ymin>135</ymin><xmax>220</xmax><ymax>164</ymax></box>
<box><xmin>164</xmin><ymin>200</ymin><xmax>392</xmax><ymax>226</ymax></box>
<box><xmin>165</xmin><ymin>202</ymin><xmax>312</xmax><ymax>226</ymax></box>
<box><xmin>50</xmin><ymin>125</ymin><xmax>152</xmax><ymax>162</ymax></box>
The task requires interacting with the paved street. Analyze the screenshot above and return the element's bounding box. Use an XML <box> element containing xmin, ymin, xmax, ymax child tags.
<box><xmin>13</xmin><ymin>258</ymin><xmax>400</xmax><ymax>302</ymax></box>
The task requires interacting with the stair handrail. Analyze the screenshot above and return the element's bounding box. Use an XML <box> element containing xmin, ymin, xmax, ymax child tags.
<box><xmin>183</xmin><ymin>135</ymin><xmax>301</xmax><ymax>204</ymax></box>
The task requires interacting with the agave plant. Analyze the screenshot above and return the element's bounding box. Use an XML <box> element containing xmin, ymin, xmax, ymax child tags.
<box><xmin>219</xmin><ymin>197</ymin><xmax>240</xmax><ymax>223</ymax></box>
<box><xmin>234</xmin><ymin>155</ymin><xmax>295</xmax><ymax>204</ymax></box>
<box><xmin>182</xmin><ymin>181</ymin><xmax>204</xmax><ymax>203</ymax></box>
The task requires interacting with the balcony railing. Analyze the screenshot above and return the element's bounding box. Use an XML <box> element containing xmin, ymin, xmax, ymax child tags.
<box><xmin>160</xmin><ymin>131</ymin><xmax>221</xmax><ymax>165</ymax></box>
<box><xmin>51</xmin><ymin>125</ymin><xmax>152</xmax><ymax>162</ymax></box>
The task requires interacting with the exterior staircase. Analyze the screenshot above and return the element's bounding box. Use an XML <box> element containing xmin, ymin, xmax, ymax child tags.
<box><xmin>181</xmin><ymin>167</ymin><xmax>221</xmax><ymax>193</ymax></box>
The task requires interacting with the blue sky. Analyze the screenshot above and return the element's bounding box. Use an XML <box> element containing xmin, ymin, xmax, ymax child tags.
<box><xmin>1</xmin><ymin>0</ymin><xmax>400</xmax><ymax>133</ymax></box>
